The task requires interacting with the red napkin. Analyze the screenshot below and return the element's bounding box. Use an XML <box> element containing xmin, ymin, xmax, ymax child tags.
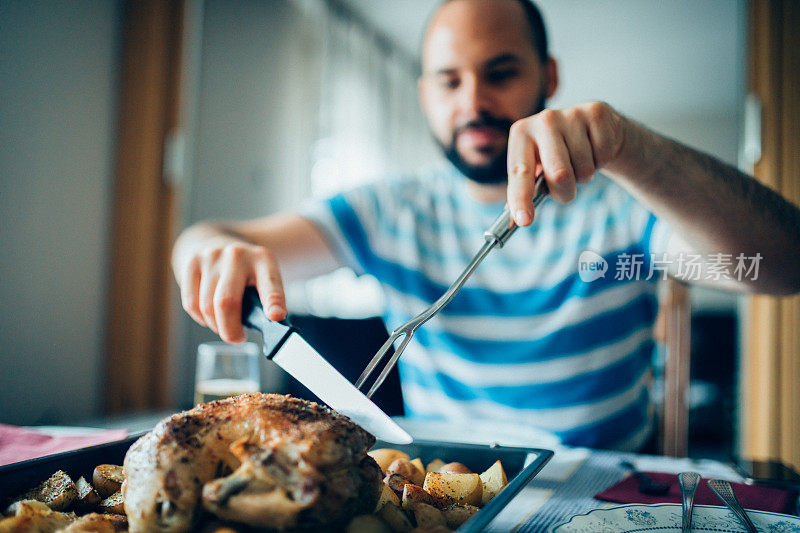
<box><xmin>595</xmin><ymin>471</ymin><xmax>798</xmax><ymax>515</ymax></box>
<box><xmin>0</xmin><ymin>423</ymin><xmax>128</xmax><ymax>467</ymax></box>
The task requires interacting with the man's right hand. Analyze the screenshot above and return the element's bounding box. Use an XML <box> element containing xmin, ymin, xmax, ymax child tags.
<box><xmin>174</xmin><ymin>233</ymin><xmax>287</xmax><ymax>344</ymax></box>
<box><xmin>172</xmin><ymin>214</ymin><xmax>343</xmax><ymax>343</ymax></box>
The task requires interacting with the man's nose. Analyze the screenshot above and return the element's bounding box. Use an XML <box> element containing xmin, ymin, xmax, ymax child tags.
<box><xmin>457</xmin><ymin>77</ymin><xmax>491</xmax><ymax>117</ymax></box>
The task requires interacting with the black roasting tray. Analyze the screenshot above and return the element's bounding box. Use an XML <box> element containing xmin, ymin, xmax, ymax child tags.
<box><xmin>0</xmin><ymin>432</ymin><xmax>553</xmax><ymax>532</ymax></box>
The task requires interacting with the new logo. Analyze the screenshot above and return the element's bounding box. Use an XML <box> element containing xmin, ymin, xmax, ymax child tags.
<box><xmin>578</xmin><ymin>250</ymin><xmax>608</xmax><ymax>282</ymax></box>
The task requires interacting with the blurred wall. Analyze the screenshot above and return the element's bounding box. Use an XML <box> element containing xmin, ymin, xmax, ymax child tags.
<box><xmin>173</xmin><ymin>0</ymin><xmax>324</xmax><ymax>407</ymax></box>
<box><xmin>0</xmin><ymin>0</ymin><xmax>121</xmax><ymax>424</ymax></box>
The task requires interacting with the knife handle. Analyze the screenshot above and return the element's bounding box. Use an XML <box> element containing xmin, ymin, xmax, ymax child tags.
<box><xmin>241</xmin><ymin>286</ymin><xmax>297</xmax><ymax>360</ymax></box>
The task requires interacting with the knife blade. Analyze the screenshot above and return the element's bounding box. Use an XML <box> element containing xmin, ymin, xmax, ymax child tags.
<box><xmin>241</xmin><ymin>287</ymin><xmax>412</xmax><ymax>444</ymax></box>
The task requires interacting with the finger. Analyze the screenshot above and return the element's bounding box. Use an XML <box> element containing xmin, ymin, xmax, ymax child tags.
<box><xmin>253</xmin><ymin>249</ymin><xmax>287</xmax><ymax>322</ymax></box>
<box><xmin>585</xmin><ymin>103</ymin><xmax>620</xmax><ymax>168</ymax></box>
<box><xmin>507</xmin><ymin>121</ymin><xmax>539</xmax><ymax>226</ymax></box>
<box><xmin>213</xmin><ymin>269</ymin><xmax>248</xmax><ymax>344</ymax></box>
<box><xmin>198</xmin><ymin>271</ymin><xmax>220</xmax><ymax>336</ymax></box>
<box><xmin>535</xmin><ymin>125</ymin><xmax>577</xmax><ymax>203</ymax></box>
<box><xmin>562</xmin><ymin>118</ymin><xmax>596</xmax><ymax>184</ymax></box>
<box><xmin>180</xmin><ymin>257</ymin><xmax>206</xmax><ymax>326</ymax></box>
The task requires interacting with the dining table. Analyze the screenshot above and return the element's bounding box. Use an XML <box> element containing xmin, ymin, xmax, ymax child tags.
<box><xmin>484</xmin><ymin>445</ymin><xmax>758</xmax><ymax>532</ymax></box>
<box><xmin>391</xmin><ymin>416</ymin><xmax>799</xmax><ymax>531</ymax></box>
<box><xmin>4</xmin><ymin>413</ymin><xmax>799</xmax><ymax>533</ymax></box>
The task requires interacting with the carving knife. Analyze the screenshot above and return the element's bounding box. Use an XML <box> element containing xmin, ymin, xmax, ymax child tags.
<box><xmin>241</xmin><ymin>287</ymin><xmax>412</xmax><ymax>444</ymax></box>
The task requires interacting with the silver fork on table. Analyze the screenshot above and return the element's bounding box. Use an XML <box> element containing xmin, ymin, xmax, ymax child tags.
<box><xmin>707</xmin><ymin>479</ymin><xmax>758</xmax><ymax>533</ymax></box>
<box><xmin>679</xmin><ymin>471</ymin><xmax>701</xmax><ymax>532</ymax></box>
<box><xmin>355</xmin><ymin>176</ymin><xmax>549</xmax><ymax>398</ymax></box>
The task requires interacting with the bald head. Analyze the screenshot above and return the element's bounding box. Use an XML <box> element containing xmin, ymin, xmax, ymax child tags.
<box><xmin>422</xmin><ymin>0</ymin><xmax>548</xmax><ymax>70</ymax></box>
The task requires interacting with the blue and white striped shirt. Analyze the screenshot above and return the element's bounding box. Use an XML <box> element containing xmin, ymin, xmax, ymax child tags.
<box><xmin>301</xmin><ymin>165</ymin><xmax>669</xmax><ymax>451</ymax></box>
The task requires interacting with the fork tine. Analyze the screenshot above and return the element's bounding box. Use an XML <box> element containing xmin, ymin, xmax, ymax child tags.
<box><xmin>355</xmin><ymin>330</ymin><xmax>405</xmax><ymax>389</ymax></box>
<box><xmin>354</xmin><ymin>176</ymin><xmax>549</xmax><ymax>399</ymax></box>
<box><xmin>366</xmin><ymin>333</ymin><xmax>413</xmax><ymax>398</ymax></box>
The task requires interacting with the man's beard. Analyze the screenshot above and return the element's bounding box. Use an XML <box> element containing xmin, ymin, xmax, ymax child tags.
<box><xmin>439</xmin><ymin>95</ymin><xmax>546</xmax><ymax>185</ymax></box>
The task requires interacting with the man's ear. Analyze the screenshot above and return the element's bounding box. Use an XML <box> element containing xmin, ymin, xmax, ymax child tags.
<box><xmin>545</xmin><ymin>57</ymin><xmax>559</xmax><ymax>99</ymax></box>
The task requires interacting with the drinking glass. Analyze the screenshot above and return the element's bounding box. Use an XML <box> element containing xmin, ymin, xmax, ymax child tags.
<box><xmin>194</xmin><ymin>341</ymin><xmax>260</xmax><ymax>404</ymax></box>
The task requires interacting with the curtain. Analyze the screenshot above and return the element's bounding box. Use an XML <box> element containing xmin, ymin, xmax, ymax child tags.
<box><xmin>286</xmin><ymin>0</ymin><xmax>442</xmax><ymax>318</ymax></box>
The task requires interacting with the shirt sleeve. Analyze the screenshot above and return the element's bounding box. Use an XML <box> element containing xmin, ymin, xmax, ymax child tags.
<box><xmin>296</xmin><ymin>182</ymin><xmax>384</xmax><ymax>277</ymax></box>
<box><xmin>609</xmin><ymin>178</ymin><xmax>672</xmax><ymax>266</ymax></box>
<box><xmin>643</xmin><ymin>213</ymin><xmax>672</xmax><ymax>257</ymax></box>
<box><xmin>600</xmin><ymin>175</ymin><xmax>672</xmax><ymax>259</ymax></box>
<box><xmin>633</xmin><ymin>201</ymin><xmax>672</xmax><ymax>259</ymax></box>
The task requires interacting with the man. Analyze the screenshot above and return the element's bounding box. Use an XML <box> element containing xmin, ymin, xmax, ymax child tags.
<box><xmin>172</xmin><ymin>0</ymin><xmax>800</xmax><ymax>450</ymax></box>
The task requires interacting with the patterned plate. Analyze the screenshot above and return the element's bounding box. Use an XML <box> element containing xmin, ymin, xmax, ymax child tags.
<box><xmin>549</xmin><ymin>503</ymin><xmax>800</xmax><ymax>532</ymax></box>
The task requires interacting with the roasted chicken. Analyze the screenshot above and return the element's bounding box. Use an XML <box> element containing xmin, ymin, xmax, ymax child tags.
<box><xmin>122</xmin><ymin>393</ymin><xmax>381</xmax><ymax>532</ymax></box>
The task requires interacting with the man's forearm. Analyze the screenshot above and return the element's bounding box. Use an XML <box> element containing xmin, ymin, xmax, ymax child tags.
<box><xmin>606</xmin><ymin>118</ymin><xmax>800</xmax><ymax>294</ymax></box>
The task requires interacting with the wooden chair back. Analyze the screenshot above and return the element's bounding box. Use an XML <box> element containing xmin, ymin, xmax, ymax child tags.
<box><xmin>655</xmin><ymin>279</ymin><xmax>692</xmax><ymax>457</ymax></box>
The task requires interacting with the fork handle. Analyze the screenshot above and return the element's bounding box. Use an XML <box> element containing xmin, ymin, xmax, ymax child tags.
<box><xmin>707</xmin><ymin>479</ymin><xmax>758</xmax><ymax>533</ymax></box>
<box><xmin>484</xmin><ymin>176</ymin><xmax>549</xmax><ymax>247</ymax></box>
<box><xmin>679</xmin><ymin>472</ymin><xmax>700</xmax><ymax>532</ymax></box>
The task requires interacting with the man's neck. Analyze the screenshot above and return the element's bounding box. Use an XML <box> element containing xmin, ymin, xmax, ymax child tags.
<box><xmin>464</xmin><ymin>180</ymin><xmax>507</xmax><ymax>203</ymax></box>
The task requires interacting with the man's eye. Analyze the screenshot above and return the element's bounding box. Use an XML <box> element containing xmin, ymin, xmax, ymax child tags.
<box><xmin>439</xmin><ymin>77</ymin><xmax>459</xmax><ymax>90</ymax></box>
<box><xmin>487</xmin><ymin>69</ymin><xmax>518</xmax><ymax>84</ymax></box>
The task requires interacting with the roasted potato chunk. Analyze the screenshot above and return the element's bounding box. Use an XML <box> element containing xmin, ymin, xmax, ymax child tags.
<box><xmin>13</xmin><ymin>470</ymin><xmax>78</xmax><ymax>511</ymax></box>
<box><xmin>98</xmin><ymin>492</ymin><xmax>125</xmax><ymax>515</ymax></box>
<box><xmin>411</xmin><ymin>502</ymin><xmax>446</xmax><ymax>528</ymax></box>
<box><xmin>74</xmin><ymin>476</ymin><xmax>102</xmax><ymax>512</ymax></box>
<box><xmin>60</xmin><ymin>512</ymin><xmax>128</xmax><ymax>532</ymax></box>
<box><xmin>387</xmin><ymin>458</ymin><xmax>425</xmax><ymax>487</ymax></box>
<box><xmin>425</xmin><ymin>459</ymin><xmax>446</xmax><ymax>474</ymax></box>
<box><xmin>375</xmin><ymin>482</ymin><xmax>401</xmax><ymax>512</ymax></box>
<box><xmin>346</xmin><ymin>514</ymin><xmax>393</xmax><ymax>533</ymax></box>
<box><xmin>384</xmin><ymin>473</ymin><xmax>412</xmax><ymax>496</ymax></box>
<box><xmin>0</xmin><ymin>500</ymin><xmax>76</xmax><ymax>532</ymax></box>
<box><xmin>479</xmin><ymin>460</ymin><xmax>508</xmax><ymax>504</ymax></box>
<box><xmin>3</xmin><ymin>499</ymin><xmax>50</xmax><ymax>518</ymax></box>
<box><xmin>401</xmin><ymin>484</ymin><xmax>436</xmax><ymax>510</ymax></box>
<box><xmin>92</xmin><ymin>465</ymin><xmax>125</xmax><ymax>498</ymax></box>
<box><xmin>423</xmin><ymin>472</ymin><xmax>482</xmax><ymax>506</ymax></box>
<box><xmin>442</xmin><ymin>503</ymin><xmax>479</xmax><ymax>528</ymax></box>
<box><xmin>369</xmin><ymin>449</ymin><xmax>410</xmax><ymax>474</ymax></box>
<box><xmin>409</xmin><ymin>459</ymin><xmax>425</xmax><ymax>479</ymax></box>
<box><xmin>377</xmin><ymin>503</ymin><xmax>414</xmax><ymax>533</ymax></box>
<box><xmin>438</xmin><ymin>462</ymin><xmax>472</xmax><ymax>474</ymax></box>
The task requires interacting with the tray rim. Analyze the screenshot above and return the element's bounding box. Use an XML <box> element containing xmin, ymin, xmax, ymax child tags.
<box><xmin>0</xmin><ymin>432</ymin><xmax>554</xmax><ymax>532</ymax></box>
<box><xmin>0</xmin><ymin>431</ymin><xmax>148</xmax><ymax>477</ymax></box>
